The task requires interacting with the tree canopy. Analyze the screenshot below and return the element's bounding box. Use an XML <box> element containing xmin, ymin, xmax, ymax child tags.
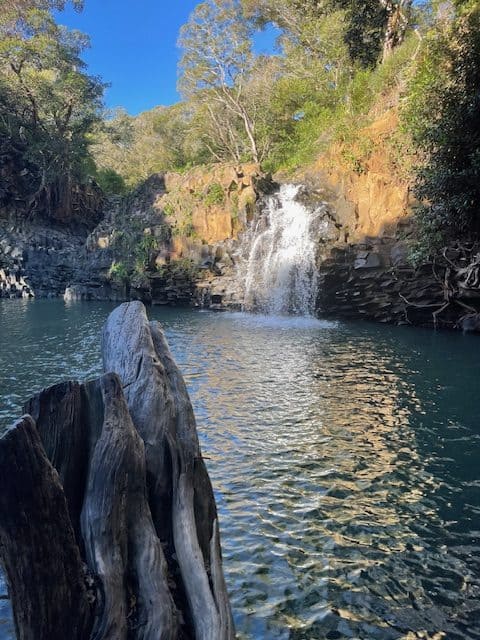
<box><xmin>178</xmin><ymin>0</ymin><xmax>263</xmax><ymax>163</ymax></box>
<box><xmin>16</xmin><ymin>0</ymin><xmax>474</xmax><ymax>257</ymax></box>
<box><xmin>0</xmin><ymin>0</ymin><xmax>103</xmax><ymax>218</ymax></box>
<box><xmin>403</xmin><ymin>0</ymin><xmax>480</xmax><ymax>253</ymax></box>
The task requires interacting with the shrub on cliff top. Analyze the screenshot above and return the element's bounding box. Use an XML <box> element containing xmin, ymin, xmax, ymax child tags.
<box><xmin>204</xmin><ymin>183</ymin><xmax>226</xmax><ymax>206</ymax></box>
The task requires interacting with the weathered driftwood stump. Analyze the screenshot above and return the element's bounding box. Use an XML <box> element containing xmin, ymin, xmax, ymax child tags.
<box><xmin>0</xmin><ymin>301</ymin><xmax>234</xmax><ymax>640</ymax></box>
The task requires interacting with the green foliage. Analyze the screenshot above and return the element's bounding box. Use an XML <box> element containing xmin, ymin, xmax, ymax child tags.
<box><xmin>92</xmin><ymin>0</ymin><xmax>420</xmax><ymax>180</ymax></box>
<box><xmin>267</xmin><ymin>33</ymin><xmax>417</xmax><ymax>172</ymax></box>
<box><xmin>163</xmin><ymin>202</ymin><xmax>176</xmax><ymax>217</ymax></box>
<box><xmin>157</xmin><ymin>258</ymin><xmax>199</xmax><ymax>282</ymax></box>
<box><xmin>182</xmin><ymin>223</ymin><xmax>197</xmax><ymax>237</ymax></box>
<box><xmin>178</xmin><ymin>0</ymin><xmax>268</xmax><ymax>163</ymax></box>
<box><xmin>332</xmin><ymin>0</ymin><xmax>387</xmax><ymax>67</ymax></box>
<box><xmin>92</xmin><ymin>104</ymin><xmax>194</xmax><ymax>188</ymax></box>
<box><xmin>204</xmin><ymin>183</ymin><xmax>225</xmax><ymax>206</ymax></box>
<box><xmin>403</xmin><ymin>2</ymin><xmax>480</xmax><ymax>255</ymax></box>
<box><xmin>135</xmin><ymin>234</ymin><xmax>158</xmax><ymax>267</ymax></box>
<box><xmin>340</xmin><ymin>136</ymin><xmax>375</xmax><ymax>174</ymax></box>
<box><xmin>0</xmin><ymin>1</ymin><xmax>104</xmax><ymax>211</ymax></box>
<box><xmin>111</xmin><ymin>237</ymin><xmax>199</xmax><ymax>290</ymax></box>
<box><xmin>1</xmin><ymin>1</ymin><xmax>84</xmax><ymax>35</ymax></box>
<box><xmin>173</xmin><ymin>210</ymin><xmax>197</xmax><ymax>238</ymax></box>
<box><xmin>108</xmin><ymin>260</ymin><xmax>129</xmax><ymax>284</ymax></box>
<box><xmin>109</xmin><ymin>222</ymin><xmax>170</xmax><ymax>283</ymax></box>
<box><xmin>95</xmin><ymin>168</ymin><xmax>127</xmax><ymax>195</ymax></box>
<box><xmin>178</xmin><ymin>0</ymin><xmax>254</xmax><ymax>97</ymax></box>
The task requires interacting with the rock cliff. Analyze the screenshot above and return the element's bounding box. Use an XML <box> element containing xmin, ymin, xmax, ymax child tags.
<box><xmin>0</xmin><ymin>164</ymin><xmax>271</xmax><ymax>302</ymax></box>
<box><xmin>296</xmin><ymin>108</ymin><xmax>480</xmax><ymax>330</ymax></box>
<box><xmin>63</xmin><ymin>164</ymin><xmax>273</xmax><ymax>305</ymax></box>
<box><xmin>195</xmin><ymin>108</ymin><xmax>480</xmax><ymax>331</ymax></box>
<box><xmin>0</xmin><ymin>156</ymin><xmax>104</xmax><ymax>299</ymax></box>
<box><xmin>2</xmin><ymin>118</ymin><xmax>480</xmax><ymax>331</ymax></box>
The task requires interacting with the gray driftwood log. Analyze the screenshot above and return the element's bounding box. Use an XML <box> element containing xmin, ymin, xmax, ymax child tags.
<box><xmin>0</xmin><ymin>301</ymin><xmax>234</xmax><ymax>640</ymax></box>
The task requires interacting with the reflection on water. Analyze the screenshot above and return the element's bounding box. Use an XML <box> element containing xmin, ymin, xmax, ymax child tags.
<box><xmin>1</xmin><ymin>300</ymin><xmax>480</xmax><ymax>639</ymax></box>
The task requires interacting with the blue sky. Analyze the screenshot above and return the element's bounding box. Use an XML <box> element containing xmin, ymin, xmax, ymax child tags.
<box><xmin>56</xmin><ymin>0</ymin><xmax>277</xmax><ymax>116</ymax></box>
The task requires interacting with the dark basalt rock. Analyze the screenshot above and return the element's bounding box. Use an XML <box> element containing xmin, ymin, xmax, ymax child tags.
<box><xmin>459</xmin><ymin>313</ymin><xmax>480</xmax><ymax>333</ymax></box>
<box><xmin>316</xmin><ymin>240</ymin><xmax>480</xmax><ymax>330</ymax></box>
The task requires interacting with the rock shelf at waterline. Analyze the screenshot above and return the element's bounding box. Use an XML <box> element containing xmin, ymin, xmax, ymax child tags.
<box><xmin>0</xmin><ymin>301</ymin><xmax>234</xmax><ymax>640</ymax></box>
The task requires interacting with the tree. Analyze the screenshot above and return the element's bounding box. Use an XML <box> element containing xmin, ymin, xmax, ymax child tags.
<box><xmin>332</xmin><ymin>0</ymin><xmax>387</xmax><ymax>66</ymax></box>
<box><xmin>403</xmin><ymin>1</ymin><xmax>480</xmax><ymax>252</ymax></box>
<box><xmin>1</xmin><ymin>1</ymin><xmax>83</xmax><ymax>36</ymax></box>
<box><xmin>332</xmin><ymin>0</ymin><xmax>413</xmax><ymax>66</ymax></box>
<box><xmin>0</xmin><ymin>1</ymin><xmax>104</xmax><ymax>217</ymax></box>
<box><xmin>246</xmin><ymin>0</ymin><xmax>413</xmax><ymax>67</ymax></box>
<box><xmin>380</xmin><ymin>0</ymin><xmax>413</xmax><ymax>60</ymax></box>
<box><xmin>92</xmin><ymin>104</ymin><xmax>193</xmax><ymax>187</ymax></box>
<box><xmin>178</xmin><ymin>0</ymin><xmax>262</xmax><ymax>163</ymax></box>
<box><xmin>151</xmin><ymin>103</ymin><xmax>191</xmax><ymax>168</ymax></box>
<box><xmin>242</xmin><ymin>0</ymin><xmax>342</xmax><ymax>70</ymax></box>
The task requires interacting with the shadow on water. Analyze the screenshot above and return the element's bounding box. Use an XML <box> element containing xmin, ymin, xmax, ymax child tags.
<box><xmin>0</xmin><ymin>300</ymin><xmax>479</xmax><ymax>639</ymax></box>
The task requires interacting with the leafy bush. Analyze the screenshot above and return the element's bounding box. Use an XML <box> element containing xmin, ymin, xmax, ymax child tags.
<box><xmin>95</xmin><ymin>168</ymin><xmax>127</xmax><ymax>196</ymax></box>
<box><xmin>135</xmin><ymin>234</ymin><xmax>158</xmax><ymax>268</ymax></box>
<box><xmin>109</xmin><ymin>226</ymin><xmax>170</xmax><ymax>285</ymax></box>
<box><xmin>108</xmin><ymin>261</ymin><xmax>129</xmax><ymax>284</ymax></box>
<box><xmin>268</xmin><ymin>34</ymin><xmax>418</xmax><ymax>172</ymax></box>
<box><xmin>169</xmin><ymin>207</ymin><xmax>198</xmax><ymax>238</ymax></box>
<box><xmin>163</xmin><ymin>202</ymin><xmax>176</xmax><ymax>217</ymax></box>
<box><xmin>204</xmin><ymin>183</ymin><xmax>225</xmax><ymax>206</ymax></box>
<box><xmin>157</xmin><ymin>258</ymin><xmax>199</xmax><ymax>282</ymax></box>
<box><xmin>403</xmin><ymin>3</ymin><xmax>480</xmax><ymax>257</ymax></box>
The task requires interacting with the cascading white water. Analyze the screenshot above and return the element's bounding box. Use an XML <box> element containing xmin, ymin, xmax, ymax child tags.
<box><xmin>243</xmin><ymin>184</ymin><xmax>326</xmax><ymax>316</ymax></box>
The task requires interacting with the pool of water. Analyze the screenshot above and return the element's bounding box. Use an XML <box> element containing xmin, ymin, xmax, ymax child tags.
<box><xmin>1</xmin><ymin>299</ymin><xmax>479</xmax><ymax>639</ymax></box>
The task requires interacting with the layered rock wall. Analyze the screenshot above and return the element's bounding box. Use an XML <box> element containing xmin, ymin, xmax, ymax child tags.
<box><xmin>301</xmin><ymin>109</ymin><xmax>480</xmax><ymax>330</ymax></box>
<box><xmin>0</xmin><ymin>169</ymin><xmax>104</xmax><ymax>299</ymax></box>
<box><xmin>0</xmin><ymin>222</ymin><xmax>89</xmax><ymax>299</ymax></box>
<box><xmin>62</xmin><ymin>164</ymin><xmax>272</xmax><ymax>305</ymax></box>
<box><xmin>194</xmin><ymin>109</ymin><xmax>480</xmax><ymax>331</ymax></box>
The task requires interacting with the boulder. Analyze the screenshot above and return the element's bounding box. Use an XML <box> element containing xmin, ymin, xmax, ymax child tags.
<box><xmin>459</xmin><ymin>313</ymin><xmax>480</xmax><ymax>333</ymax></box>
<box><xmin>354</xmin><ymin>252</ymin><xmax>383</xmax><ymax>269</ymax></box>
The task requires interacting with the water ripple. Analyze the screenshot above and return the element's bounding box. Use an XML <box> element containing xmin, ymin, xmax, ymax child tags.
<box><xmin>1</xmin><ymin>302</ymin><xmax>480</xmax><ymax>639</ymax></box>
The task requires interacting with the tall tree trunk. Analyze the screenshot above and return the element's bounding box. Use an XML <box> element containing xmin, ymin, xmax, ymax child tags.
<box><xmin>241</xmin><ymin>109</ymin><xmax>260</xmax><ymax>164</ymax></box>
<box><xmin>381</xmin><ymin>0</ymin><xmax>412</xmax><ymax>62</ymax></box>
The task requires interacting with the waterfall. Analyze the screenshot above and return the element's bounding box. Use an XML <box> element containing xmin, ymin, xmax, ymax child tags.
<box><xmin>242</xmin><ymin>184</ymin><xmax>326</xmax><ymax>316</ymax></box>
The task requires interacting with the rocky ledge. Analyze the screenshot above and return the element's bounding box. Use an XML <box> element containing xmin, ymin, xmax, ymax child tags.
<box><xmin>2</xmin><ymin>158</ymin><xmax>480</xmax><ymax>333</ymax></box>
<box><xmin>317</xmin><ymin>238</ymin><xmax>480</xmax><ymax>331</ymax></box>
<box><xmin>61</xmin><ymin>165</ymin><xmax>274</xmax><ymax>306</ymax></box>
<box><xmin>0</xmin><ymin>266</ymin><xmax>33</xmax><ymax>299</ymax></box>
<box><xmin>192</xmin><ymin>186</ymin><xmax>480</xmax><ymax>332</ymax></box>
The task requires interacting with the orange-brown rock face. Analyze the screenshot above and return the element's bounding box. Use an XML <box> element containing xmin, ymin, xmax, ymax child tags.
<box><xmin>293</xmin><ymin>109</ymin><xmax>413</xmax><ymax>241</ymax></box>
<box><xmin>160</xmin><ymin>163</ymin><xmax>263</xmax><ymax>251</ymax></box>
